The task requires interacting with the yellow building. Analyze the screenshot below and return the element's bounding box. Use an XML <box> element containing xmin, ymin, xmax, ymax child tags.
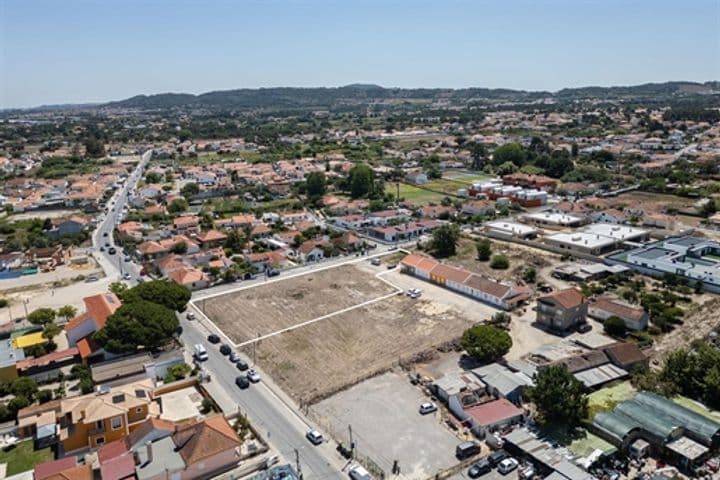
<box><xmin>12</xmin><ymin>331</ymin><xmax>48</xmax><ymax>349</ymax></box>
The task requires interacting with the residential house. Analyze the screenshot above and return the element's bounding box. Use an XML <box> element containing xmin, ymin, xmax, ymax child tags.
<box><xmin>367</xmin><ymin>209</ymin><xmax>410</xmax><ymax>226</ymax></box>
<box><xmin>172</xmin><ymin>216</ymin><xmax>200</xmax><ymax>235</ymax></box>
<box><xmin>461</xmin><ymin>200</ymin><xmax>495</xmax><ymax>216</ymax></box>
<box><xmin>65</xmin><ymin>293</ymin><xmax>122</xmax><ymax>348</ymax></box>
<box><xmin>471</xmin><ymin>363</ymin><xmax>534</xmax><ymax>404</ymax></box>
<box><xmin>463</xmin><ymin>398</ymin><xmax>525</xmax><ymax>438</ymax></box>
<box><xmin>196</xmin><ymin>230</ymin><xmax>227</xmax><ymax>249</ymax></box>
<box><xmin>167</xmin><ymin>267</ymin><xmax>209</xmax><ymax>290</ymax></box>
<box><xmin>117</xmin><ymin>221</ymin><xmax>146</xmax><ymax>242</ymax></box>
<box><xmin>34</xmin><ymin>457</ymin><xmax>93</xmax><ymax>480</ymax></box>
<box><xmin>588</xmin><ymin>296</ymin><xmax>649</xmax><ymax>331</ymax></box>
<box><xmin>296</xmin><ymin>239</ymin><xmax>327</xmax><ymax>263</ymax></box>
<box><xmin>603</xmin><ymin>342</ymin><xmax>648</xmax><ymax>372</ymax></box>
<box><xmin>47</xmin><ymin>217</ymin><xmax>89</xmax><ymax>239</ymax></box>
<box><xmin>536</xmin><ymin>288</ymin><xmax>588</xmax><ymax>333</ymax></box>
<box><xmin>590</xmin><ymin>208</ymin><xmax>629</xmax><ymax>224</ymax></box>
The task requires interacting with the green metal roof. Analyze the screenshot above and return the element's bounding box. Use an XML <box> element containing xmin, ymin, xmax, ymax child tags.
<box><xmin>615</xmin><ymin>400</ymin><xmax>680</xmax><ymax>440</ymax></box>
<box><xmin>634</xmin><ymin>391</ymin><xmax>720</xmax><ymax>445</ymax></box>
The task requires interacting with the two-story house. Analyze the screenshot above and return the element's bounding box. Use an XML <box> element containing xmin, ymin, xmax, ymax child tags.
<box><xmin>536</xmin><ymin>288</ymin><xmax>588</xmax><ymax>333</ymax></box>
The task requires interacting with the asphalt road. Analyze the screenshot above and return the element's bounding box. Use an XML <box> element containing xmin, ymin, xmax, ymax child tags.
<box><xmin>179</xmin><ymin>315</ymin><xmax>346</xmax><ymax>480</ymax></box>
<box><xmin>91</xmin><ymin>150</ymin><xmax>151</xmax><ymax>285</ymax></box>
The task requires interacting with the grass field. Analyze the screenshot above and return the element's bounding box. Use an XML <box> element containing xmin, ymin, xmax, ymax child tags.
<box><xmin>386</xmin><ymin>183</ymin><xmax>447</xmax><ymax>203</ymax></box>
<box><xmin>388</xmin><ymin>171</ymin><xmax>493</xmax><ymax>205</ymax></box>
<box><xmin>672</xmin><ymin>395</ymin><xmax>720</xmax><ymax>422</ymax></box>
<box><xmin>0</xmin><ymin>441</ymin><xmax>54</xmax><ymax>475</ymax></box>
<box><xmin>587</xmin><ymin>381</ymin><xmax>637</xmax><ymax>419</ymax></box>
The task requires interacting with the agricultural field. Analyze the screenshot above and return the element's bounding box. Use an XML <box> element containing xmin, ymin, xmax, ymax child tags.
<box><xmin>387</xmin><ymin>171</ymin><xmax>493</xmax><ymax>205</ymax></box>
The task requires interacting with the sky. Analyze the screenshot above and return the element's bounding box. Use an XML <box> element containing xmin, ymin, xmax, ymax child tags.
<box><xmin>1</xmin><ymin>0</ymin><xmax>719</xmax><ymax>108</ymax></box>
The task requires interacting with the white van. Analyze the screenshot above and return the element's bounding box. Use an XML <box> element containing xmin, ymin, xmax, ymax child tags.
<box><xmin>193</xmin><ymin>344</ymin><xmax>208</xmax><ymax>361</ymax></box>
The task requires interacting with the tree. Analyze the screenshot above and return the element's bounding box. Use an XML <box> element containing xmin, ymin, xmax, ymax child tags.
<box><xmin>492</xmin><ymin>143</ymin><xmax>528</xmax><ymax>167</ymax></box>
<box><xmin>522</xmin><ymin>267</ymin><xmax>537</xmax><ymax>283</ymax></box>
<box><xmin>84</xmin><ymin>137</ymin><xmax>105</xmax><ymax>158</ymax></box>
<box><xmin>699</xmin><ymin>199</ymin><xmax>717</xmax><ymax>218</ymax></box>
<box><xmin>461</xmin><ymin>325</ymin><xmax>512</xmax><ymax>363</ymax></box>
<box><xmin>348</xmin><ymin>163</ymin><xmax>375</xmax><ymax>199</ymax></box>
<box><xmin>42</xmin><ymin>322</ymin><xmax>61</xmax><ymax>340</ymax></box>
<box><xmin>603</xmin><ymin>316</ymin><xmax>627</xmax><ymax>337</ymax></box>
<box><xmin>431</xmin><ymin>224</ymin><xmax>460</xmax><ymax>258</ymax></box>
<box><xmin>305</xmin><ymin>171</ymin><xmax>327</xmax><ymax>199</ymax></box>
<box><xmin>476</xmin><ymin>239</ymin><xmax>492</xmax><ymax>261</ymax></box>
<box><xmin>170</xmin><ymin>241</ymin><xmax>188</xmax><ymax>254</ymax></box>
<box><xmin>37</xmin><ymin>389</ymin><xmax>53</xmax><ymax>404</ymax></box>
<box><xmin>145</xmin><ymin>172</ymin><xmax>162</xmax><ymax>184</ymax></box>
<box><xmin>467</xmin><ymin>142</ymin><xmax>487</xmax><ymax>170</ymax></box>
<box><xmin>57</xmin><ymin>305</ymin><xmax>77</xmax><ymax>321</ymax></box>
<box><xmin>490</xmin><ymin>255</ymin><xmax>509</xmax><ymax>269</ymax></box>
<box><xmin>109</xmin><ymin>281</ymin><xmax>129</xmax><ymax>297</ymax></box>
<box><xmin>27</xmin><ymin>307</ymin><xmax>56</xmax><ymax>325</ymax></box>
<box><xmin>94</xmin><ymin>300</ymin><xmax>179</xmax><ymax>353</ymax></box>
<box><xmin>181</xmin><ymin>182</ymin><xmax>200</xmax><ymax>198</ymax></box>
<box><xmin>168</xmin><ymin>198</ymin><xmax>188</xmax><ymax>214</ymax></box>
<box><xmin>11</xmin><ymin>377</ymin><xmax>38</xmax><ymax>402</ymax></box>
<box><xmin>123</xmin><ymin>280</ymin><xmax>191</xmax><ymax>312</ymax></box>
<box><xmin>224</xmin><ymin>230</ymin><xmax>245</xmax><ymax>254</ymax></box>
<box><xmin>527</xmin><ymin>365</ymin><xmax>588</xmax><ymax>427</ymax></box>
<box><xmin>178</xmin><ymin>129</ymin><xmax>192</xmax><ymax>142</ymax></box>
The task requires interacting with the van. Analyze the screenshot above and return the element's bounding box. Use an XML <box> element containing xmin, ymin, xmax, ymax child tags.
<box><xmin>456</xmin><ymin>441</ymin><xmax>481</xmax><ymax>460</ymax></box>
<box><xmin>348</xmin><ymin>465</ymin><xmax>372</xmax><ymax>480</ymax></box>
<box><xmin>193</xmin><ymin>344</ymin><xmax>208</xmax><ymax>361</ymax></box>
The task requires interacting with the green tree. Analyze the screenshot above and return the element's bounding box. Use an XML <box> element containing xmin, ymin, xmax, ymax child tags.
<box><xmin>431</xmin><ymin>224</ymin><xmax>460</xmax><ymax>258</ymax></box>
<box><xmin>181</xmin><ymin>182</ymin><xmax>200</xmax><ymax>198</ymax></box>
<box><xmin>467</xmin><ymin>142</ymin><xmax>487</xmax><ymax>170</ymax></box>
<box><xmin>145</xmin><ymin>172</ymin><xmax>162</xmax><ymax>184</ymax></box>
<box><xmin>42</xmin><ymin>322</ymin><xmax>61</xmax><ymax>340</ymax></box>
<box><xmin>348</xmin><ymin>163</ymin><xmax>375</xmax><ymax>199</ymax></box>
<box><xmin>603</xmin><ymin>316</ymin><xmax>627</xmax><ymax>337</ymax></box>
<box><xmin>168</xmin><ymin>198</ymin><xmax>189</xmax><ymax>214</ymax></box>
<box><xmin>490</xmin><ymin>255</ymin><xmax>509</xmax><ymax>269</ymax></box>
<box><xmin>11</xmin><ymin>377</ymin><xmax>38</xmax><ymax>401</ymax></box>
<box><xmin>57</xmin><ymin>305</ymin><xmax>77</xmax><ymax>321</ymax></box>
<box><xmin>305</xmin><ymin>171</ymin><xmax>327</xmax><ymax>199</ymax></box>
<box><xmin>224</xmin><ymin>230</ymin><xmax>246</xmax><ymax>254</ymax></box>
<box><xmin>527</xmin><ymin>365</ymin><xmax>588</xmax><ymax>427</ymax></box>
<box><xmin>109</xmin><ymin>281</ymin><xmax>129</xmax><ymax>297</ymax></box>
<box><xmin>94</xmin><ymin>300</ymin><xmax>179</xmax><ymax>353</ymax></box>
<box><xmin>522</xmin><ymin>267</ymin><xmax>537</xmax><ymax>283</ymax></box>
<box><xmin>178</xmin><ymin>129</ymin><xmax>192</xmax><ymax>142</ymax></box>
<box><xmin>461</xmin><ymin>325</ymin><xmax>512</xmax><ymax>363</ymax></box>
<box><xmin>37</xmin><ymin>389</ymin><xmax>53</xmax><ymax>404</ymax></box>
<box><xmin>84</xmin><ymin>137</ymin><xmax>105</xmax><ymax>158</ymax></box>
<box><xmin>492</xmin><ymin>143</ymin><xmax>528</xmax><ymax>167</ymax></box>
<box><xmin>170</xmin><ymin>241</ymin><xmax>188</xmax><ymax>254</ymax></box>
<box><xmin>476</xmin><ymin>239</ymin><xmax>492</xmax><ymax>261</ymax></box>
<box><xmin>123</xmin><ymin>280</ymin><xmax>191</xmax><ymax>312</ymax></box>
<box><xmin>27</xmin><ymin>307</ymin><xmax>56</xmax><ymax>325</ymax></box>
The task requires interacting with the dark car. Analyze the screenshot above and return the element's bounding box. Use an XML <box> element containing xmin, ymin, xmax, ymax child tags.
<box><xmin>219</xmin><ymin>344</ymin><xmax>231</xmax><ymax>355</ymax></box>
<box><xmin>267</xmin><ymin>269</ymin><xmax>280</xmax><ymax>277</ymax></box>
<box><xmin>236</xmin><ymin>360</ymin><xmax>249</xmax><ymax>371</ymax></box>
<box><xmin>108</xmin><ymin>247</ymin><xmax>117</xmax><ymax>255</ymax></box>
<box><xmin>103</xmin><ymin>232</ymin><xmax>108</xmax><ymax>237</ymax></box>
<box><xmin>468</xmin><ymin>460</ymin><xmax>492</xmax><ymax>478</ymax></box>
<box><xmin>456</xmin><ymin>441</ymin><xmax>481</xmax><ymax>460</ymax></box>
<box><xmin>487</xmin><ymin>450</ymin><xmax>508</xmax><ymax>467</ymax></box>
<box><xmin>577</xmin><ymin>322</ymin><xmax>592</xmax><ymax>333</ymax></box>
<box><xmin>99</xmin><ymin>246</ymin><xmax>105</xmax><ymax>252</ymax></box>
<box><xmin>235</xmin><ymin>376</ymin><xmax>250</xmax><ymax>389</ymax></box>
<box><xmin>207</xmin><ymin>334</ymin><xmax>221</xmax><ymax>344</ymax></box>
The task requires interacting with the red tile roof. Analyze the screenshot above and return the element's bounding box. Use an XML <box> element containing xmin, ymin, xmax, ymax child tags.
<box><xmin>465</xmin><ymin>398</ymin><xmax>523</xmax><ymax>427</ymax></box>
<box><xmin>65</xmin><ymin>293</ymin><xmax>121</xmax><ymax>332</ymax></box>
<box><xmin>540</xmin><ymin>288</ymin><xmax>586</xmax><ymax>309</ymax></box>
<box><xmin>16</xmin><ymin>347</ymin><xmax>79</xmax><ymax>370</ymax></box>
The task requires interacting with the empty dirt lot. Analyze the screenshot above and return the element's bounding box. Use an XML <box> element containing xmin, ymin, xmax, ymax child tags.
<box><xmin>203</xmin><ymin>264</ymin><xmax>397</xmax><ymax>343</ymax></box>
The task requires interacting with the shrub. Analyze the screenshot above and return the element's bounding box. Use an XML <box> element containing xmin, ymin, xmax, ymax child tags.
<box><xmin>490</xmin><ymin>255</ymin><xmax>509</xmax><ymax>269</ymax></box>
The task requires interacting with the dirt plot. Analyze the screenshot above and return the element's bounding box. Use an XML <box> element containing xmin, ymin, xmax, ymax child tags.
<box><xmin>203</xmin><ymin>265</ymin><xmax>397</xmax><ymax>343</ymax></box>
<box><xmin>242</xmin><ymin>294</ymin><xmax>476</xmax><ymax>403</ymax></box>
<box><xmin>451</xmin><ymin>238</ymin><xmax>561</xmax><ymax>283</ymax></box>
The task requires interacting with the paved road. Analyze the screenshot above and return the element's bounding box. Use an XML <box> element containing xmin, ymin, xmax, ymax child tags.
<box><xmin>179</xmin><ymin>315</ymin><xmax>347</xmax><ymax>480</ymax></box>
<box><xmin>91</xmin><ymin>150</ymin><xmax>151</xmax><ymax>285</ymax></box>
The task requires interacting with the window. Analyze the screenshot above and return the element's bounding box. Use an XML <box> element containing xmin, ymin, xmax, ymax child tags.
<box><xmin>136</xmin><ymin>407</ymin><xmax>143</xmax><ymax>414</ymax></box>
<box><xmin>111</xmin><ymin>416</ymin><xmax>123</xmax><ymax>430</ymax></box>
<box><xmin>95</xmin><ymin>436</ymin><xmax>105</xmax><ymax>446</ymax></box>
<box><xmin>96</xmin><ymin>420</ymin><xmax>104</xmax><ymax>431</ymax></box>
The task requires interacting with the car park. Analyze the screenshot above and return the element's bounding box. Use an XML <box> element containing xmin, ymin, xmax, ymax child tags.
<box><xmin>418</xmin><ymin>402</ymin><xmax>437</xmax><ymax>415</ymax></box>
<box><xmin>247</xmin><ymin>369</ymin><xmax>261</xmax><ymax>383</ymax></box>
<box><xmin>219</xmin><ymin>344</ymin><xmax>231</xmax><ymax>355</ymax></box>
<box><xmin>306</xmin><ymin>429</ymin><xmax>323</xmax><ymax>445</ymax></box>
<box><xmin>207</xmin><ymin>334</ymin><xmax>220</xmax><ymax>344</ymax></box>
<box><xmin>236</xmin><ymin>360</ymin><xmax>249</xmax><ymax>371</ymax></box>
<box><xmin>467</xmin><ymin>460</ymin><xmax>492</xmax><ymax>478</ymax></box>
<box><xmin>497</xmin><ymin>458</ymin><xmax>519</xmax><ymax>475</ymax></box>
<box><xmin>235</xmin><ymin>376</ymin><xmax>250</xmax><ymax>389</ymax></box>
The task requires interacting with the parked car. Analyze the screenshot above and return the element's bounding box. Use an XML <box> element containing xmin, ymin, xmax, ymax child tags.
<box><xmin>456</xmin><ymin>441</ymin><xmax>481</xmax><ymax>460</ymax></box>
<box><xmin>99</xmin><ymin>246</ymin><xmax>105</xmax><ymax>252</ymax></box>
<box><xmin>487</xmin><ymin>450</ymin><xmax>508</xmax><ymax>467</ymax></box>
<box><xmin>207</xmin><ymin>334</ymin><xmax>220</xmax><ymax>344</ymax></box>
<box><xmin>236</xmin><ymin>360</ymin><xmax>249</xmax><ymax>371</ymax></box>
<box><xmin>219</xmin><ymin>344</ymin><xmax>231</xmax><ymax>355</ymax></box>
<box><xmin>247</xmin><ymin>369</ymin><xmax>261</xmax><ymax>383</ymax></box>
<box><xmin>348</xmin><ymin>465</ymin><xmax>372</xmax><ymax>480</ymax></box>
<box><xmin>193</xmin><ymin>344</ymin><xmax>208</xmax><ymax>362</ymax></box>
<box><xmin>418</xmin><ymin>402</ymin><xmax>437</xmax><ymax>415</ymax></box>
<box><xmin>103</xmin><ymin>232</ymin><xmax>108</xmax><ymax>237</ymax></box>
<box><xmin>577</xmin><ymin>322</ymin><xmax>592</xmax><ymax>333</ymax></box>
<box><xmin>186</xmin><ymin>312</ymin><xmax>196</xmax><ymax>320</ymax></box>
<box><xmin>85</xmin><ymin>275</ymin><xmax>99</xmax><ymax>283</ymax></box>
<box><xmin>108</xmin><ymin>247</ymin><xmax>117</xmax><ymax>255</ymax></box>
<box><xmin>123</xmin><ymin>273</ymin><xmax>132</xmax><ymax>280</ymax></box>
<box><xmin>267</xmin><ymin>269</ymin><xmax>280</xmax><ymax>277</ymax></box>
<box><xmin>468</xmin><ymin>460</ymin><xmax>492</xmax><ymax>478</ymax></box>
<box><xmin>124</xmin><ymin>256</ymin><xmax>131</xmax><ymax>262</ymax></box>
<box><xmin>229</xmin><ymin>351</ymin><xmax>241</xmax><ymax>363</ymax></box>
<box><xmin>497</xmin><ymin>458</ymin><xmax>519</xmax><ymax>475</ymax></box>
<box><xmin>519</xmin><ymin>466</ymin><xmax>535</xmax><ymax>480</ymax></box>
<box><xmin>235</xmin><ymin>376</ymin><xmax>250</xmax><ymax>389</ymax></box>
<box><xmin>306</xmin><ymin>429</ymin><xmax>323</xmax><ymax>445</ymax></box>
<box><xmin>371</xmin><ymin>258</ymin><xmax>381</xmax><ymax>266</ymax></box>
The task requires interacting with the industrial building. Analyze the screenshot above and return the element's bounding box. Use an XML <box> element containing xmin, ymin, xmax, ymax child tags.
<box><xmin>521</xmin><ymin>212</ymin><xmax>586</xmax><ymax>229</ymax></box>
<box><xmin>545</xmin><ymin>224</ymin><xmax>650</xmax><ymax>256</ymax></box>
<box><xmin>483</xmin><ymin>220</ymin><xmax>538</xmax><ymax>240</ymax></box>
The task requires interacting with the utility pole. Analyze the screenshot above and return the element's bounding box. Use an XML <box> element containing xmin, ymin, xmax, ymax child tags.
<box><xmin>22</xmin><ymin>299</ymin><xmax>29</xmax><ymax>319</ymax></box>
<box><xmin>348</xmin><ymin>424</ymin><xmax>355</xmax><ymax>458</ymax></box>
<box><xmin>294</xmin><ymin>449</ymin><xmax>303</xmax><ymax>480</ymax></box>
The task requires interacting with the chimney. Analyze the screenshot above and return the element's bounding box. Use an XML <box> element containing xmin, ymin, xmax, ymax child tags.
<box><xmin>146</xmin><ymin>441</ymin><xmax>153</xmax><ymax>465</ymax></box>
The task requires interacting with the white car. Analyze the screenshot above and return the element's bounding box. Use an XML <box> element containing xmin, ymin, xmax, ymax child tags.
<box><xmin>306</xmin><ymin>429</ymin><xmax>323</xmax><ymax>445</ymax></box>
<box><xmin>497</xmin><ymin>458</ymin><xmax>519</xmax><ymax>475</ymax></box>
<box><xmin>186</xmin><ymin>312</ymin><xmax>196</xmax><ymax>320</ymax></box>
<box><xmin>246</xmin><ymin>369</ymin><xmax>261</xmax><ymax>383</ymax></box>
<box><xmin>418</xmin><ymin>402</ymin><xmax>437</xmax><ymax>415</ymax></box>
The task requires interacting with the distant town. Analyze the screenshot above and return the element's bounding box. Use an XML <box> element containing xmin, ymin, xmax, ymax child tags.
<box><xmin>0</xmin><ymin>82</ymin><xmax>719</xmax><ymax>480</ymax></box>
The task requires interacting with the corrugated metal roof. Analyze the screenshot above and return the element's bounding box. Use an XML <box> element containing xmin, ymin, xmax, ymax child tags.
<box><xmin>634</xmin><ymin>391</ymin><xmax>720</xmax><ymax>444</ymax></box>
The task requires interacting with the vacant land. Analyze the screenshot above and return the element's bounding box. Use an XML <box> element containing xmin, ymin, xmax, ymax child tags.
<box><xmin>451</xmin><ymin>238</ymin><xmax>561</xmax><ymax>283</ymax></box>
<box><xmin>387</xmin><ymin>183</ymin><xmax>447</xmax><ymax>204</ymax></box>
<box><xmin>650</xmin><ymin>297</ymin><xmax>720</xmax><ymax>360</ymax></box>
<box><xmin>203</xmin><ymin>264</ymin><xmax>397</xmax><ymax>343</ymax></box>
<box><xmin>0</xmin><ymin>441</ymin><xmax>54</xmax><ymax>475</ymax></box>
<box><xmin>242</xmin><ymin>293</ymin><xmax>475</xmax><ymax>403</ymax></box>
<box><xmin>312</xmin><ymin>371</ymin><xmax>460</xmax><ymax>479</ymax></box>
